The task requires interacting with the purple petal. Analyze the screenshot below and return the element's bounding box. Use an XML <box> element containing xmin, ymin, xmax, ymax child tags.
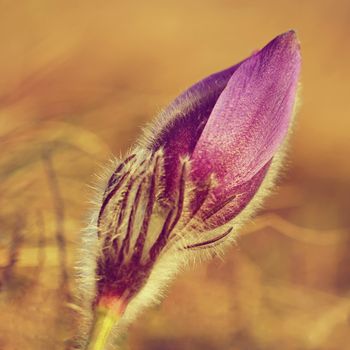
<box><xmin>191</xmin><ymin>31</ymin><xmax>301</xmax><ymax>225</ymax></box>
<box><xmin>148</xmin><ymin>63</ymin><xmax>244</xmax><ymax>154</ymax></box>
<box><xmin>144</xmin><ymin>62</ymin><xmax>247</xmax><ymax>195</ymax></box>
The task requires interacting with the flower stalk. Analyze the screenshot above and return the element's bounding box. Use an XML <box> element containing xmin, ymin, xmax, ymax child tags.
<box><xmin>87</xmin><ymin>309</ymin><xmax>117</xmax><ymax>350</ymax></box>
<box><xmin>86</xmin><ymin>301</ymin><xmax>123</xmax><ymax>350</ymax></box>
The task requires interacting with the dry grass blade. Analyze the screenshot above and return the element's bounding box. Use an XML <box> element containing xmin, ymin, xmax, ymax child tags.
<box><xmin>42</xmin><ymin>151</ymin><xmax>71</xmax><ymax>299</ymax></box>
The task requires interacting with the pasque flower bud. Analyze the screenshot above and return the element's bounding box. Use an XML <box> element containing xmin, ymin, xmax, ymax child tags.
<box><xmin>79</xmin><ymin>30</ymin><xmax>301</xmax><ymax>349</ymax></box>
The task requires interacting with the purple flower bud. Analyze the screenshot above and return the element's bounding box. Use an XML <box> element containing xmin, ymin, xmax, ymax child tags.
<box><xmin>81</xmin><ymin>31</ymin><xmax>301</xmax><ymax>349</ymax></box>
<box><xmin>144</xmin><ymin>30</ymin><xmax>301</xmax><ymax>230</ymax></box>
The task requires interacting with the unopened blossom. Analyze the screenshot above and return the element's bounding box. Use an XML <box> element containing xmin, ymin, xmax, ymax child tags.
<box><xmin>78</xmin><ymin>30</ymin><xmax>301</xmax><ymax>349</ymax></box>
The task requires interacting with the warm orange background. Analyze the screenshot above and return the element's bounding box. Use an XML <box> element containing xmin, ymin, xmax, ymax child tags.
<box><xmin>0</xmin><ymin>1</ymin><xmax>349</xmax><ymax>349</ymax></box>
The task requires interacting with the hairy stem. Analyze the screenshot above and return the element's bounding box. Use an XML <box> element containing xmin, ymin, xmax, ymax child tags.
<box><xmin>87</xmin><ymin>307</ymin><xmax>120</xmax><ymax>350</ymax></box>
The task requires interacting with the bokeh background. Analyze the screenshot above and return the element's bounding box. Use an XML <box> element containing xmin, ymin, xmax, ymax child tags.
<box><xmin>0</xmin><ymin>1</ymin><xmax>349</xmax><ymax>349</ymax></box>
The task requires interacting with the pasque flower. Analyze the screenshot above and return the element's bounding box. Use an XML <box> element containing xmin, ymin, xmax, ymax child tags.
<box><xmin>79</xmin><ymin>30</ymin><xmax>301</xmax><ymax>349</ymax></box>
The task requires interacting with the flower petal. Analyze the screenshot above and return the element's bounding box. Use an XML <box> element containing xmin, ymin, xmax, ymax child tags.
<box><xmin>145</xmin><ymin>63</ymin><xmax>244</xmax><ymax>154</ymax></box>
<box><xmin>141</xmin><ymin>61</ymin><xmax>245</xmax><ymax>195</ymax></box>
<box><xmin>190</xmin><ymin>31</ymin><xmax>301</xmax><ymax>225</ymax></box>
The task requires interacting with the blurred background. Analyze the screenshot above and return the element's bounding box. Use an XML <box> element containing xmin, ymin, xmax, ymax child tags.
<box><xmin>0</xmin><ymin>0</ymin><xmax>349</xmax><ymax>349</ymax></box>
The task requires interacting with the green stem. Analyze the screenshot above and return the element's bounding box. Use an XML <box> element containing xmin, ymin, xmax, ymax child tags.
<box><xmin>86</xmin><ymin>307</ymin><xmax>120</xmax><ymax>350</ymax></box>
